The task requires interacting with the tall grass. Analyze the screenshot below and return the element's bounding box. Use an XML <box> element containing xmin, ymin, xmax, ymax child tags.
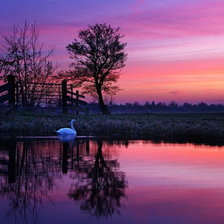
<box><xmin>1</xmin><ymin>112</ymin><xmax>224</xmax><ymax>145</ymax></box>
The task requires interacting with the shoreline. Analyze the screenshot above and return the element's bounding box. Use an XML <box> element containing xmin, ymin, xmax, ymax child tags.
<box><xmin>1</xmin><ymin>112</ymin><xmax>224</xmax><ymax>146</ymax></box>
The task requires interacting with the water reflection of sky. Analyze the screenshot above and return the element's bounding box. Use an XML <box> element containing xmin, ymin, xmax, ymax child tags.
<box><xmin>0</xmin><ymin>139</ymin><xmax>224</xmax><ymax>224</ymax></box>
<box><xmin>119</xmin><ymin>142</ymin><xmax>224</xmax><ymax>188</ymax></box>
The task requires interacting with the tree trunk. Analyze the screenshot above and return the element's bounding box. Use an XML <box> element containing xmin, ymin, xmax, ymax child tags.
<box><xmin>97</xmin><ymin>88</ymin><xmax>110</xmax><ymax>114</ymax></box>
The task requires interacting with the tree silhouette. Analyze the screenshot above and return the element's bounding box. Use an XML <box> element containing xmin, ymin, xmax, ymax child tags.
<box><xmin>0</xmin><ymin>140</ymin><xmax>62</xmax><ymax>224</ymax></box>
<box><xmin>68</xmin><ymin>141</ymin><xmax>127</xmax><ymax>217</ymax></box>
<box><xmin>0</xmin><ymin>21</ymin><xmax>56</xmax><ymax>107</ymax></box>
<box><xmin>63</xmin><ymin>23</ymin><xmax>127</xmax><ymax>114</ymax></box>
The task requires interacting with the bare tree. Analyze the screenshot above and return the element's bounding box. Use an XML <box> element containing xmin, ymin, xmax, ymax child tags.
<box><xmin>60</xmin><ymin>23</ymin><xmax>127</xmax><ymax>114</ymax></box>
<box><xmin>0</xmin><ymin>21</ymin><xmax>56</xmax><ymax>107</ymax></box>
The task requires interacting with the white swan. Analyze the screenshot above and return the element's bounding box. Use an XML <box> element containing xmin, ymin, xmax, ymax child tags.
<box><xmin>56</xmin><ymin>119</ymin><xmax>77</xmax><ymax>135</ymax></box>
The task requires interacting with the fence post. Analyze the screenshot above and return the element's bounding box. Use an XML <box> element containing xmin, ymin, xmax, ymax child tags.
<box><xmin>62</xmin><ymin>80</ymin><xmax>67</xmax><ymax>114</ymax></box>
<box><xmin>70</xmin><ymin>84</ymin><xmax>73</xmax><ymax>110</ymax></box>
<box><xmin>7</xmin><ymin>75</ymin><xmax>15</xmax><ymax>109</ymax></box>
<box><xmin>76</xmin><ymin>90</ymin><xmax>79</xmax><ymax>116</ymax></box>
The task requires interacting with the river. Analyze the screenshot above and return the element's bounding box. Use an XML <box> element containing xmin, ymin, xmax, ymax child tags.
<box><xmin>0</xmin><ymin>137</ymin><xmax>223</xmax><ymax>224</ymax></box>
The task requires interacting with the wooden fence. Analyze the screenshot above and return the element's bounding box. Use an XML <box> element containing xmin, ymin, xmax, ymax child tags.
<box><xmin>0</xmin><ymin>75</ymin><xmax>15</xmax><ymax>113</ymax></box>
<box><xmin>0</xmin><ymin>75</ymin><xmax>88</xmax><ymax>114</ymax></box>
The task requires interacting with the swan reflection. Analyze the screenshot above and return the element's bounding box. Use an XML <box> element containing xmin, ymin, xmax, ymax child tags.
<box><xmin>57</xmin><ymin>134</ymin><xmax>76</xmax><ymax>142</ymax></box>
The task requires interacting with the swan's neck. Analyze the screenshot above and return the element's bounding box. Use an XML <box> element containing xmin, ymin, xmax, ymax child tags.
<box><xmin>70</xmin><ymin>120</ymin><xmax>75</xmax><ymax>130</ymax></box>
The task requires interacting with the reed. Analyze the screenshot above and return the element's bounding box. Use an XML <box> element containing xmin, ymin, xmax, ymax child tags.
<box><xmin>1</xmin><ymin>112</ymin><xmax>224</xmax><ymax>145</ymax></box>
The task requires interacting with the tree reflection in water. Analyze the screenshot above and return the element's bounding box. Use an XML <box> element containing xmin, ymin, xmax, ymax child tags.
<box><xmin>0</xmin><ymin>139</ymin><xmax>62</xmax><ymax>224</ymax></box>
<box><xmin>0</xmin><ymin>138</ymin><xmax>128</xmax><ymax>223</ymax></box>
<box><xmin>68</xmin><ymin>140</ymin><xmax>127</xmax><ymax>217</ymax></box>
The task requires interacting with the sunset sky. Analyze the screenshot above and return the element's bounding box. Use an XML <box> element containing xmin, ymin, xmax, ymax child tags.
<box><xmin>1</xmin><ymin>0</ymin><xmax>224</xmax><ymax>104</ymax></box>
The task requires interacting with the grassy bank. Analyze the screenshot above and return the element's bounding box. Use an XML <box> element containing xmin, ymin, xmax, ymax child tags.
<box><xmin>1</xmin><ymin>112</ymin><xmax>224</xmax><ymax>145</ymax></box>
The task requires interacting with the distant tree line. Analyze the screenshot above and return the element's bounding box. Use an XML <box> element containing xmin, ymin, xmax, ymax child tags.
<box><xmin>88</xmin><ymin>101</ymin><xmax>224</xmax><ymax>113</ymax></box>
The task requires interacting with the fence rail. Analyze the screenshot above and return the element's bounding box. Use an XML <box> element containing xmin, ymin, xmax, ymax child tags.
<box><xmin>0</xmin><ymin>75</ymin><xmax>15</xmax><ymax>107</ymax></box>
<box><xmin>67</xmin><ymin>97</ymin><xmax>87</xmax><ymax>105</ymax></box>
<box><xmin>0</xmin><ymin>84</ymin><xmax>9</xmax><ymax>93</ymax></box>
<box><xmin>0</xmin><ymin>75</ymin><xmax>88</xmax><ymax>114</ymax></box>
<box><xmin>0</xmin><ymin>94</ymin><xmax>9</xmax><ymax>103</ymax></box>
<box><xmin>17</xmin><ymin>81</ymin><xmax>61</xmax><ymax>86</ymax></box>
<box><xmin>67</xmin><ymin>90</ymin><xmax>85</xmax><ymax>98</ymax></box>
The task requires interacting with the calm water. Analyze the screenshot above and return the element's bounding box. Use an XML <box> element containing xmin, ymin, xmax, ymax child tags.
<box><xmin>0</xmin><ymin>138</ymin><xmax>224</xmax><ymax>224</ymax></box>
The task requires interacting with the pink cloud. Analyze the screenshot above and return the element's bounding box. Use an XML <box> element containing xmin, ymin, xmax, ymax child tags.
<box><xmin>116</xmin><ymin>0</ymin><xmax>224</xmax><ymax>40</ymax></box>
